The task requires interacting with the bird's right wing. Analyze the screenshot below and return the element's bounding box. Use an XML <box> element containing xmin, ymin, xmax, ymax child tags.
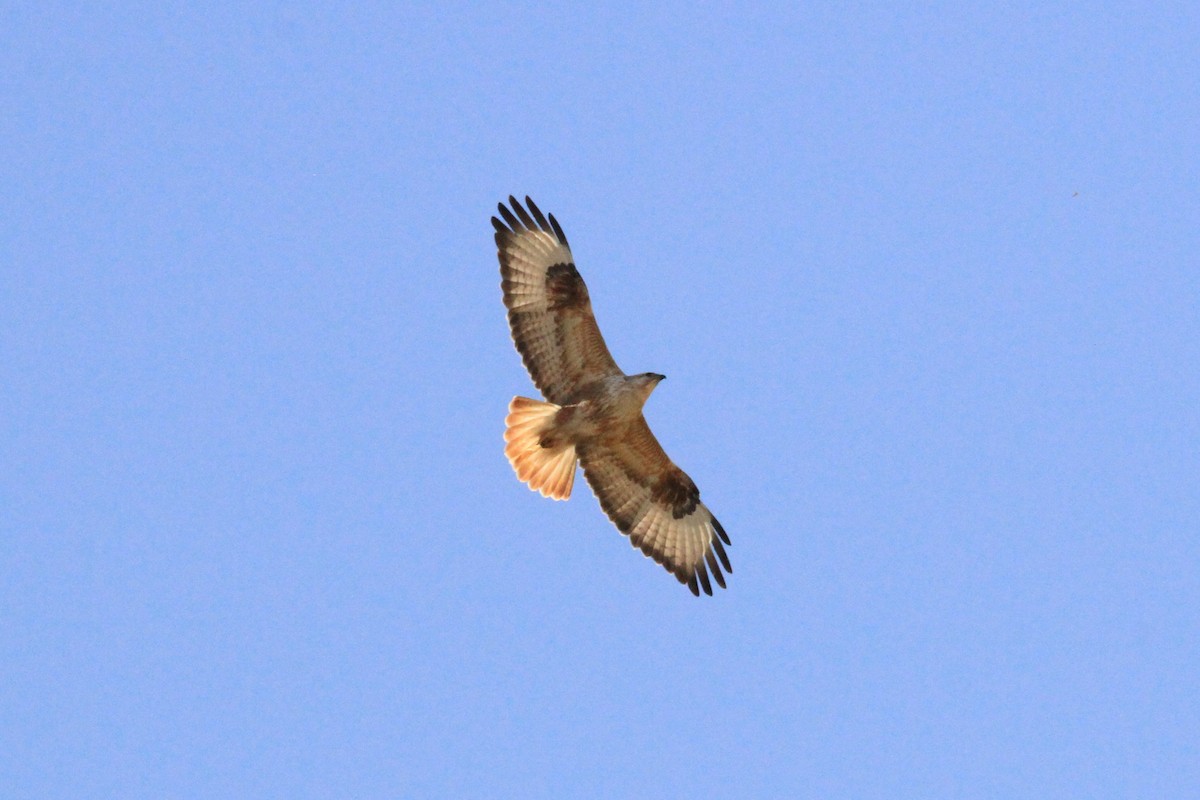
<box><xmin>493</xmin><ymin>196</ymin><xmax>622</xmax><ymax>404</ymax></box>
<box><xmin>578</xmin><ymin>416</ymin><xmax>732</xmax><ymax>596</ymax></box>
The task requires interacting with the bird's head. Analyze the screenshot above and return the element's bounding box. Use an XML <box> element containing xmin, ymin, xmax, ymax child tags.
<box><xmin>634</xmin><ymin>372</ymin><xmax>666</xmax><ymax>400</ymax></box>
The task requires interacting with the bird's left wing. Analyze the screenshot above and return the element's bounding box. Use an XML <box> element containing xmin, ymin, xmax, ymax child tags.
<box><xmin>493</xmin><ymin>196</ymin><xmax>622</xmax><ymax>405</ymax></box>
<box><xmin>578</xmin><ymin>416</ymin><xmax>732</xmax><ymax>596</ymax></box>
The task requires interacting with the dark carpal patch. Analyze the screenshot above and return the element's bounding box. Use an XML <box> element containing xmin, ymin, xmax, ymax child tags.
<box><xmin>545</xmin><ymin>262</ymin><xmax>589</xmax><ymax>310</ymax></box>
<box><xmin>651</xmin><ymin>468</ymin><xmax>700</xmax><ymax>519</ymax></box>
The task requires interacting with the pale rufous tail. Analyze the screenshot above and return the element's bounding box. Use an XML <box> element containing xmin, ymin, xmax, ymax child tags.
<box><xmin>504</xmin><ymin>396</ymin><xmax>577</xmax><ymax>501</ymax></box>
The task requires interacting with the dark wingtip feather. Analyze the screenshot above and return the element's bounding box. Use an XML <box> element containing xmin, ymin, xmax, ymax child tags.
<box><xmin>712</xmin><ymin>516</ymin><xmax>731</xmax><ymax>545</ymax></box>
<box><xmin>686</xmin><ymin>574</ymin><xmax>700</xmax><ymax>596</ymax></box>
<box><xmin>696</xmin><ymin>563</ymin><xmax>713</xmax><ymax>596</ymax></box>
<box><xmin>491</xmin><ymin>216</ymin><xmax>508</xmax><ymax>234</ymax></box>
<box><xmin>525</xmin><ymin>197</ymin><xmax>551</xmax><ymax>231</ymax></box>
<box><xmin>712</xmin><ymin>535</ymin><xmax>732</xmax><ymax>573</ymax></box>
<box><xmin>497</xmin><ymin>202</ymin><xmax>521</xmax><ymax>230</ymax></box>
<box><xmin>548</xmin><ymin>213</ymin><xmax>569</xmax><ymax>246</ymax></box>
<box><xmin>706</xmin><ymin>549</ymin><xmax>726</xmax><ymax>589</ymax></box>
<box><xmin>510</xmin><ymin>197</ymin><xmax>536</xmax><ymax>229</ymax></box>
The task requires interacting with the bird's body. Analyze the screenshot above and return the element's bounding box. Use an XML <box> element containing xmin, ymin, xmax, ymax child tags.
<box><xmin>550</xmin><ymin>373</ymin><xmax>663</xmax><ymax>441</ymax></box>
<box><xmin>493</xmin><ymin>196</ymin><xmax>731</xmax><ymax>596</ymax></box>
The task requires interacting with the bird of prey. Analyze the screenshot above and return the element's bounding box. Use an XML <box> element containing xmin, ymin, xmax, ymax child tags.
<box><xmin>493</xmin><ymin>196</ymin><xmax>731</xmax><ymax>596</ymax></box>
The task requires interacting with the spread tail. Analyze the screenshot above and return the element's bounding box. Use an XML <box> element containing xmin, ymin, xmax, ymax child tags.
<box><xmin>504</xmin><ymin>396</ymin><xmax>577</xmax><ymax>501</ymax></box>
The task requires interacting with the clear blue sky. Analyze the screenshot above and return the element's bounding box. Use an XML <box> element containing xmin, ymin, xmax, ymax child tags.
<box><xmin>3</xmin><ymin>3</ymin><xmax>1198</xmax><ymax>797</ymax></box>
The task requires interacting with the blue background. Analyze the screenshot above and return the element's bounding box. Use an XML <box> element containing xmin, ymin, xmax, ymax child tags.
<box><xmin>3</xmin><ymin>3</ymin><xmax>1197</xmax><ymax>797</ymax></box>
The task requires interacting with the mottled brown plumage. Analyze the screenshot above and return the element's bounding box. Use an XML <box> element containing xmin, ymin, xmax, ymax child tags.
<box><xmin>494</xmin><ymin>196</ymin><xmax>731</xmax><ymax>596</ymax></box>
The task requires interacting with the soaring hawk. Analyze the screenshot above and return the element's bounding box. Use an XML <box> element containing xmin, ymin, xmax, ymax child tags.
<box><xmin>493</xmin><ymin>196</ymin><xmax>731</xmax><ymax>596</ymax></box>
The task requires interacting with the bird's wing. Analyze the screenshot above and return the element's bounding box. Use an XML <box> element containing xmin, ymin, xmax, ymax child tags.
<box><xmin>578</xmin><ymin>416</ymin><xmax>731</xmax><ymax>596</ymax></box>
<box><xmin>493</xmin><ymin>196</ymin><xmax>622</xmax><ymax>404</ymax></box>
